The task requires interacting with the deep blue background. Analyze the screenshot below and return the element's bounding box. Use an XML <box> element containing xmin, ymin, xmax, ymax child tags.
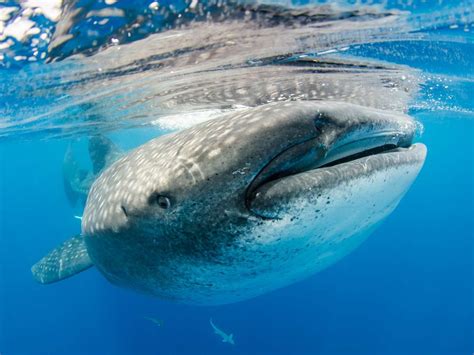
<box><xmin>0</xmin><ymin>108</ymin><xmax>472</xmax><ymax>354</ymax></box>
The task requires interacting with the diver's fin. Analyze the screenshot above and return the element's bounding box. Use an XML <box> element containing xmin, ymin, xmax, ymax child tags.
<box><xmin>63</xmin><ymin>144</ymin><xmax>93</xmax><ymax>206</ymax></box>
<box><xmin>88</xmin><ymin>135</ymin><xmax>122</xmax><ymax>174</ymax></box>
<box><xmin>31</xmin><ymin>235</ymin><xmax>93</xmax><ymax>284</ymax></box>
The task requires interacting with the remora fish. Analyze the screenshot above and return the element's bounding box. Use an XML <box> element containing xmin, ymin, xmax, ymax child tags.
<box><xmin>32</xmin><ymin>101</ymin><xmax>426</xmax><ymax>305</ymax></box>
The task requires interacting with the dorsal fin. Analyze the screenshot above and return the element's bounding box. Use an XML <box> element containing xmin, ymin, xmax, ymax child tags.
<box><xmin>31</xmin><ymin>235</ymin><xmax>93</xmax><ymax>284</ymax></box>
<box><xmin>88</xmin><ymin>135</ymin><xmax>123</xmax><ymax>174</ymax></box>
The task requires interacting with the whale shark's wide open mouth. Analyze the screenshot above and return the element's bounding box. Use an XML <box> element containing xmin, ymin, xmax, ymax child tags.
<box><xmin>245</xmin><ymin>114</ymin><xmax>425</xmax><ymax>213</ymax></box>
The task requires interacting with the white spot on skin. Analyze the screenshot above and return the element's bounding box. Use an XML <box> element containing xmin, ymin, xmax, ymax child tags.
<box><xmin>225</xmin><ymin>136</ymin><xmax>236</xmax><ymax>145</ymax></box>
<box><xmin>59</xmin><ymin>258</ymin><xmax>64</xmax><ymax>276</ymax></box>
<box><xmin>208</xmin><ymin>149</ymin><xmax>221</xmax><ymax>158</ymax></box>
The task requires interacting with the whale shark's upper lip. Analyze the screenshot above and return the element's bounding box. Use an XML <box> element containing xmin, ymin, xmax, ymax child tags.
<box><xmin>245</xmin><ymin>116</ymin><xmax>420</xmax><ymax>211</ymax></box>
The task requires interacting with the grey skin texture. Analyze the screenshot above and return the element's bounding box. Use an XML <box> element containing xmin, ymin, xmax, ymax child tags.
<box><xmin>33</xmin><ymin>101</ymin><xmax>426</xmax><ymax>305</ymax></box>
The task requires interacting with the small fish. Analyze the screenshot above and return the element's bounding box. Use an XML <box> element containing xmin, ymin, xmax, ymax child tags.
<box><xmin>74</xmin><ymin>215</ymin><xmax>83</xmax><ymax>220</ymax></box>
<box><xmin>210</xmin><ymin>318</ymin><xmax>235</xmax><ymax>345</ymax></box>
<box><xmin>144</xmin><ymin>316</ymin><xmax>164</xmax><ymax>327</ymax></box>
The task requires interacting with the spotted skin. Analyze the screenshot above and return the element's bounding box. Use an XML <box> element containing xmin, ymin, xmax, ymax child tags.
<box><xmin>31</xmin><ymin>235</ymin><xmax>92</xmax><ymax>284</ymax></box>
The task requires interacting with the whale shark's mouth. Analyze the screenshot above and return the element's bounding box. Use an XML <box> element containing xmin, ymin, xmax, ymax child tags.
<box><xmin>245</xmin><ymin>120</ymin><xmax>424</xmax><ymax>215</ymax></box>
<box><xmin>317</xmin><ymin>143</ymin><xmax>405</xmax><ymax>168</ymax></box>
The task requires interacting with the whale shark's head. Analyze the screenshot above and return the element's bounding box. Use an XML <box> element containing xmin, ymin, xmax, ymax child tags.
<box><xmin>82</xmin><ymin>101</ymin><xmax>426</xmax><ymax>304</ymax></box>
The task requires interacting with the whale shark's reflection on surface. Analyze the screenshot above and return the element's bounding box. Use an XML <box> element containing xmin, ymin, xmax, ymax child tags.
<box><xmin>2</xmin><ymin>2</ymin><xmax>422</xmax><ymax>139</ymax></box>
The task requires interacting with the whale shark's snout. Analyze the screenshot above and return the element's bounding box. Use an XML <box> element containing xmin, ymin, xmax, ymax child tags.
<box><xmin>244</xmin><ymin>102</ymin><xmax>425</xmax><ymax>219</ymax></box>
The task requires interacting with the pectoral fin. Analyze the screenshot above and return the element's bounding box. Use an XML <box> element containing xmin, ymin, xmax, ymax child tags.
<box><xmin>32</xmin><ymin>235</ymin><xmax>93</xmax><ymax>284</ymax></box>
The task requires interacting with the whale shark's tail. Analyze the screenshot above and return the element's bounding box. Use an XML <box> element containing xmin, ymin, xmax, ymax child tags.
<box><xmin>63</xmin><ymin>135</ymin><xmax>122</xmax><ymax>207</ymax></box>
<box><xmin>31</xmin><ymin>235</ymin><xmax>93</xmax><ymax>284</ymax></box>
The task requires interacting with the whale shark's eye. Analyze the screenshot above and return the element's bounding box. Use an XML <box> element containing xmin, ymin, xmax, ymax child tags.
<box><xmin>149</xmin><ymin>192</ymin><xmax>171</xmax><ymax>209</ymax></box>
<box><xmin>157</xmin><ymin>196</ymin><xmax>171</xmax><ymax>209</ymax></box>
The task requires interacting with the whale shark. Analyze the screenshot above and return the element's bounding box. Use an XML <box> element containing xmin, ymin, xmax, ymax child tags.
<box><xmin>210</xmin><ymin>318</ymin><xmax>235</xmax><ymax>345</ymax></box>
<box><xmin>32</xmin><ymin>101</ymin><xmax>426</xmax><ymax>305</ymax></box>
<box><xmin>63</xmin><ymin>135</ymin><xmax>123</xmax><ymax>207</ymax></box>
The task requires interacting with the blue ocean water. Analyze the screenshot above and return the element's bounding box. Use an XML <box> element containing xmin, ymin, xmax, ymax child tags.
<box><xmin>1</xmin><ymin>0</ymin><xmax>473</xmax><ymax>354</ymax></box>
